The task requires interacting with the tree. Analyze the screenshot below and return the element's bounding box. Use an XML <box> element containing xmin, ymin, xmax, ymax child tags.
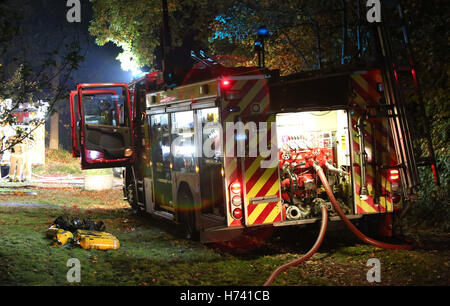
<box><xmin>0</xmin><ymin>0</ymin><xmax>85</xmax><ymax>155</ymax></box>
<box><xmin>402</xmin><ymin>0</ymin><xmax>449</xmax><ymax>159</ymax></box>
<box><xmin>89</xmin><ymin>0</ymin><xmax>379</xmax><ymax>76</ymax></box>
<box><xmin>89</xmin><ymin>0</ymin><xmax>233</xmax><ymax>71</ymax></box>
<box><xmin>398</xmin><ymin>0</ymin><xmax>449</xmax><ymax>230</ymax></box>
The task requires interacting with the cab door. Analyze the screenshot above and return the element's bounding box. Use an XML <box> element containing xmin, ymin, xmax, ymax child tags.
<box><xmin>150</xmin><ymin>113</ymin><xmax>173</xmax><ymax>209</ymax></box>
<box><xmin>70</xmin><ymin>89</ymin><xmax>117</xmax><ymax>158</ymax></box>
<box><xmin>70</xmin><ymin>90</ymin><xmax>81</xmax><ymax>157</ymax></box>
<box><xmin>197</xmin><ymin>107</ymin><xmax>225</xmax><ymax>218</ymax></box>
<box><xmin>76</xmin><ymin>83</ymin><xmax>135</xmax><ymax>169</ymax></box>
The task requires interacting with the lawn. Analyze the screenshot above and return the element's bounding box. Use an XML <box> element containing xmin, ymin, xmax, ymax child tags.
<box><xmin>0</xmin><ymin>187</ymin><xmax>448</xmax><ymax>286</ymax></box>
<box><xmin>33</xmin><ymin>149</ymin><xmax>83</xmax><ymax>176</ymax></box>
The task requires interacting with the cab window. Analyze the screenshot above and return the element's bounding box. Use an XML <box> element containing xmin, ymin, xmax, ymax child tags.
<box><xmin>171</xmin><ymin>111</ymin><xmax>195</xmax><ymax>172</ymax></box>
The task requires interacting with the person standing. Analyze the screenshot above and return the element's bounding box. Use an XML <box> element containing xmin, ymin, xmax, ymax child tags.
<box><xmin>7</xmin><ymin>134</ymin><xmax>25</xmax><ymax>182</ymax></box>
<box><xmin>0</xmin><ymin>124</ymin><xmax>14</xmax><ymax>178</ymax></box>
<box><xmin>22</xmin><ymin>136</ymin><xmax>34</xmax><ymax>182</ymax></box>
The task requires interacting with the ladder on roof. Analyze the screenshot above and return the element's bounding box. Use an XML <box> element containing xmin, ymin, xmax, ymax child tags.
<box><xmin>372</xmin><ymin>0</ymin><xmax>440</xmax><ymax>192</ymax></box>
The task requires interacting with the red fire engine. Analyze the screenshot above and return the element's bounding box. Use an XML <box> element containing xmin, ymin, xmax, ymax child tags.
<box><xmin>69</xmin><ymin>0</ymin><xmax>438</xmax><ymax>243</ymax></box>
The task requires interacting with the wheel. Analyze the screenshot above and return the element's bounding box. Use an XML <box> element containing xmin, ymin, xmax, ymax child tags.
<box><xmin>126</xmin><ymin>180</ymin><xmax>141</xmax><ymax>215</ymax></box>
<box><xmin>1</xmin><ymin>165</ymin><xmax>9</xmax><ymax>178</ymax></box>
<box><xmin>177</xmin><ymin>188</ymin><xmax>199</xmax><ymax>241</ymax></box>
<box><xmin>124</xmin><ymin>167</ymin><xmax>143</xmax><ymax>215</ymax></box>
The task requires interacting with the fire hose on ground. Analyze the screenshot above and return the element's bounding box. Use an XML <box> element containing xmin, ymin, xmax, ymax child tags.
<box><xmin>263</xmin><ymin>163</ymin><xmax>412</xmax><ymax>286</ymax></box>
<box><xmin>263</xmin><ymin>203</ymin><xmax>328</xmax><ymax>286</ymax></box>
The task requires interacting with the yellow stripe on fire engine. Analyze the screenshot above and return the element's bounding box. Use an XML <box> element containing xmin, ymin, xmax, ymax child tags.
<box><xmin>351</xmin><ymin>73</ymin><xmax>396</xmax><ymax>214</ymax></box>
<box><xmin>352</xmin><ymin>113</ymin><xmax>373</xmax><ymax>214</ymax></box>
<box><xmin>264</xmin><ymin>202</ymin><xmax>281</xmax><ymax>224</ymax></box>
<box><xmin>353</xmin><ymin>192</ymin><xmax>377</xmax><ymax>214</ymax></box>
<box><xmin>247</xmin><ymin>204</ymin><xmax>266</xmax><ymax>224</ymax></box>
<box><xmin>353</xmin><ymin>94</ymin><xmax>366</xmax><ymax>109</ymax></box>
<box><xmin>359</xmin><ymin>200</ymin><xmax>377</xmax><ymax>213</ymax></box>
<box><xmin>247</xmin><ymin>200</ymin><xmax>281</xmax><ymax>225</ymax></box>
<box><xmin>380</xmin><ymin>175</ymin><xmax>393</xmax><ymax>212</ymax></box>
<box><xmin>244</xmin><ymin>117</ymin><xmax>277</xmax><ymax>196</ymax></box>
<box><xmin>386</xmin><ymin>199</ymin><xmax>393</xmax><ymax>212</ymax></box>
<box><xmin>245</xmin><ymin>155</ymin><xmax>264</xmax><ymax>182</ymax></box>
<box><xmin>224</xmin><ymin>158</ymin><xmax>237</xmax><ymax>179</ymax></box>
<box><xmin>352</xmin><ymin>74</ymin><xmax>370</xmax><ymax>94</ymax></box>
<box><xmin>381</xmin><ymin>175</ymin><xmax>391</xmax><ymax>193</ymax></box>
<box><xmin>266</xmin><ymin>179</ymin><xmax>280</xmax><ymax>197</ymax></box>
<box><xmin>231</xmin><ymin>79</ymin><xmax>248</xmax><ymax>91</ymax></box>
<box><xmin>245</xmin><ymin>115</ymin><xmax>278</xmax><ymax>177</ymax></box>
<box><xmin>245</xmin><ymin>112</ymin><xmax>281</xmax><ymax>225</ymax></box>
<box><xmin>223</xmin><ymin>79</ymin><xmax>265</xmax><ymax>112</ymax></box>
<box><xmin>246</xmin><ymin>166</ymin><xmax>277</xmax><ymax>200</ymax></box>
<box><xmin>240</xmin><ymin>80</ymin><xmax>266</xmax><ymax>111</ymax></box>
<box><xmin>357</xmin><ymin>96</ymin><xmax>392</xmax><ymax>213</ymax></box>
<box><xmin>223</xmin><ymin>80</ymin><xmax>267</xmax><ymax>160</ymax></box>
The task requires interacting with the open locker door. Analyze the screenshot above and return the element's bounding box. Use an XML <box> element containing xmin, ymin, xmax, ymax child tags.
<box><xmin>76</xmin><ymin>83</ymin><xmax>135</xmax><ymax>169</ymax></box>
<box><xmin>240</xmin><ymin>114</ymin><xmax>283</xmax><ymax>227</ymax></box>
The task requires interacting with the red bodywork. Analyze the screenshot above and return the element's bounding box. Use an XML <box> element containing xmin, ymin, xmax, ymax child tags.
<box><xmin>75</xmin><ymin>83</ymin><xmax>135</xmax><ymax>169</ymax></box>
<box><xmin>70</xmin><ymin>89</ymin><xmax>117</xmax><ymax>158</ymax></box>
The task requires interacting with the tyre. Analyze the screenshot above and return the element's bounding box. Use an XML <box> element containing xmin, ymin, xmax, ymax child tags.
<box><xmin>177</xmin><ymin>187</ymin><xmax>199</xmax><ymax>240</ymax></box>
<box><xmin>1</xmin><ymin>165</ymin><xmax>9</xmax><ymax>178</ymax></box>
<box><xmin>124</xmin><ymin>167</ymin><xmax>142</xmax><ymax>215</ymax></box>
<box><xmin>126</xmin><ymin>180</ymin><xmax>141</xmax><ymax>215</ymax></box>
<box><xmin>113</xmin><ymin>167</ymin><xmax>124</xmax><ymax>178</ymax></box>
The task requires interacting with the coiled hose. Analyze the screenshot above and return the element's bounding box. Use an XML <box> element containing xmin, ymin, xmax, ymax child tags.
<box><xmin>264</xmin><ymin>164</ymin><xmax>412</xmax><ymax>286</ymax></box>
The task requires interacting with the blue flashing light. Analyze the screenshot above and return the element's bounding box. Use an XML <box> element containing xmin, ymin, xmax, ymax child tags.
<box><xmin>257</xmin><ymin>26</ymin><xmax>268</xmax><ymax>37</ymax></box>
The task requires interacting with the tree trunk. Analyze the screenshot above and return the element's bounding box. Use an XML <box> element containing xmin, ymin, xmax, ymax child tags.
<box><xmin>49</xmin><ymin>54</ymin><xmax>61</xmax><ymax>151</ymax></box>
<box><xmin>49</xmin><ymin>112</ymin><xmax>59</xmax><ymax>150</ymax></box>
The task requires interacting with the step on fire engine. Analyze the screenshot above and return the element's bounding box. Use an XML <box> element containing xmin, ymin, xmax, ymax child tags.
<box><xmin>69</xmin><ymin>0</ymin><xmax>438</xmax><ymax>243</ymax></box>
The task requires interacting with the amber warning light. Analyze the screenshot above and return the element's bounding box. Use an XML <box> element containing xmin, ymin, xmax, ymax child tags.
<box><xmin>230</xmin><ymin>182</ymin><xmax>241</xmax><ymax>194</ymax></box>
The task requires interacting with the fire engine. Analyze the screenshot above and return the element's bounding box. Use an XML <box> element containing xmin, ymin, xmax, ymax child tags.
<box><xmin>0</xmin><ymin>99</ymin><xmax>47</xmax><ymax>177</ymax></box>
<box><xmin>69</xmin><ymin>0</ymin><xmax>438</xmax><ymax>243</ymax></box>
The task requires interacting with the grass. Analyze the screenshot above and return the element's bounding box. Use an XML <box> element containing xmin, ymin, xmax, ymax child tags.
<box><xmin>84</xmin><ymin>169</ymin><xmax>113</xmax><ymax>175</ymax></box>
<box><xmin>33</xmin><ymin>149</ymin><xmax>83</xmax><ymax>175</ymax></box>
<box><xmin>0</xmin><ymin>148</ymin><xmax>448</xmax><ymax>286</ymax></box>
<box><xmin>0</xmin><ymin>188</ymin><xmax>449</xmax><ymax>286</ymax></box>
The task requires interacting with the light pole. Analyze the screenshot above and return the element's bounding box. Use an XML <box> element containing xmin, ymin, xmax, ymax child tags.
<box><xmin>255</xmin><ymin>26</ymin><xmax>269</xmax><ymax>68</ymax></box>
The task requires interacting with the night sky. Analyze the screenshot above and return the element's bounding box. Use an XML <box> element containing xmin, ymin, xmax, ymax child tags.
<box><xmin>63</xmin><ymin>1</ymin><xmax>134</xmax><ymax>84</ymax></box>
<box><xmin>3</xmin><ymin>0</ymin><xmax>135</xmax><ymax>150</ymax></box>
<box><xmin>11</xmin><ymin>0</ymin><xmax>134</xmax><ymax>85</ymax></box>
